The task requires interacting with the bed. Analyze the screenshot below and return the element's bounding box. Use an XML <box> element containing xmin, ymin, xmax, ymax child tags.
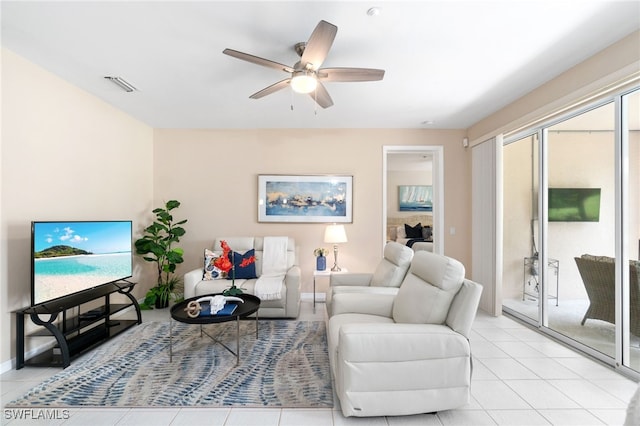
<box><xmin>387</xmin><ymin>214</ymin><xmax>434</xmax><ymax>250</ymax></box>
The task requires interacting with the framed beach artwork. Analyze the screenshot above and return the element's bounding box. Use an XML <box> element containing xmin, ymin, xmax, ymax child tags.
<box><xmin>258</xmin><ymin>175</ymin><xmax>353</xmax><ymax>223</ymax></box>
<box><xmin>398</xmin><ymin>185</ymin><xmax>433</xmax><ymax>212</ymax></box>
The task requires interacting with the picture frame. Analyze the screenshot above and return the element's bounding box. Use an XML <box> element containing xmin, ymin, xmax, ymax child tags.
<box><xmin>398</xmin><ymin>185</ymin><xmax>433</xmax><ymax>212</ymax></box>
<box><xmin>258</xmin><ymin>175</ymin><xmax>353</xmax><ymax>223</ymax></box>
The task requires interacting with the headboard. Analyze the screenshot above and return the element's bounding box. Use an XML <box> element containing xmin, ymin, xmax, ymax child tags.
<box><xmin>387</xmin><ymin>214</ymin><xmax>434</xmax><ymax>241</ymax></box>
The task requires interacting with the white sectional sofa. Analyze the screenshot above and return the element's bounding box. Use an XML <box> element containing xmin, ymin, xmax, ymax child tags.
<box><xmin>183</xmin><ymin>237</ymin><xmax>300</xmax><ymax>318</ymax></box>
<box><xmin>328</xmin><ymin>250</ymin><xmax>482</xmax><ymax>417</ymax></box>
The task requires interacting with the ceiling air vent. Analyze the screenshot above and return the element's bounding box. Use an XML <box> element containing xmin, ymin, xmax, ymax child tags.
<box><xmin>104</xmin><ymin>76</ymin><xmax>137</xmax><ymax>92</ymax></box>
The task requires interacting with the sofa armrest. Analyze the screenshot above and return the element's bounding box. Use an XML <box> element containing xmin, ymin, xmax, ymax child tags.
<box><xmin>331</xmin><ymin>292</ymin><xmax>395</xmax><ymax>318</ymax></box>
<box><xmin>339</xmin><ymin>323</ymin><xmax>470</xmax><ymax>362</ymax></box>
<box><xmin>284</xmin><ymin>265</ymin><xmax>301</xmax><ymax>317</ymax></box>
<box><xmin>446</xmin><ymin>279</ymin><xmax>483</xmax><ymax>338</ymax></box>
<box><xmin>330</xmin><ymin>273</ymin><xmax>374</xmax><ymax>287</ymax></box>
<box><xmin>183</xmin><ymin>268</ymin><xmax>203</xmax><ymax>299</ymax></box>
<box><xmin>285</xmin><ymin>265</ymin><xmax>301</xmax><ymax>284</ymax></box>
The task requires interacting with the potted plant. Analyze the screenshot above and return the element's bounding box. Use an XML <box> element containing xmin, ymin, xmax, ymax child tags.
<box><xmin>314</xmin><ymin>247</ymin><xmax>328</xmax><ymax>271</ymax></box>
<box><xmin>135</xmin><ymin>200</ymin><xmax>187</xmax><ymax>309</ymax></box>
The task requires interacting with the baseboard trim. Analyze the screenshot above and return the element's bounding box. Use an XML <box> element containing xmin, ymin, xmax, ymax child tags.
<box><xmin>301</xmin><ymin>292</ymin><xmax>326</xmax><ymax>302</ymax></box>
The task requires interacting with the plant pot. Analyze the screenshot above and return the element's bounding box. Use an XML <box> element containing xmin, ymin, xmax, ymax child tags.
<box><xmin>316</xmin><ymin>255</ymin><xmax>326</xmax><ymax>271</ymax></box>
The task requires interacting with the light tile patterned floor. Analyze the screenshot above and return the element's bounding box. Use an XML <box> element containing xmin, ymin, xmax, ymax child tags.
<box><xmin>2</xmin><ymin>299</ymin><xmax>638</xmax><ymax>425</ymax></box>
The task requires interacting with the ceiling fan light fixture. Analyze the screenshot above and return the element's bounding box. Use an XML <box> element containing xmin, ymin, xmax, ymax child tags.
<box><xmin>290</xmin><ymin>71</ymin><xmax>317</xmax><ymax>94</ymax></box>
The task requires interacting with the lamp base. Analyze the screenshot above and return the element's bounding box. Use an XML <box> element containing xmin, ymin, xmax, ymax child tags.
<box><xmin>331</xmin><ymin>244</ymin><xmax>341</xmax><ymax>272</ymax></box>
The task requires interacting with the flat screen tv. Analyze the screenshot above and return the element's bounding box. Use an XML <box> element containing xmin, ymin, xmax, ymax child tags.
<box><xmin>548</xmin><ymin>188</ymin><xmax>601</xmax><ymax>222</ymax></box>
<box><xmin>31</xmin><ymin>220</ymin><xmax>133</xmax><ymax>306</ymax></box>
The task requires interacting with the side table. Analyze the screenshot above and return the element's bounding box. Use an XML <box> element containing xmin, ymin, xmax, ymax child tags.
<box><xmin>313</xmin><ymin>269</ymin><xmax>348</xmax><ymax>308</ymax></box>
<box><xmin>523</xmin><ymin>256</ymin><xmax>559</xmax><ymax>306</ymax></box>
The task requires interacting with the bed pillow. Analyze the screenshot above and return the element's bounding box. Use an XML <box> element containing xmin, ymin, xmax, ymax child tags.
<box><xmin>422</xmin><ymin>225</ymin><xmax>433</xmax><ymax>240</ymax></box>
<box><xmin>405</xmin><ymin>223</ymin><xmax>423</xmax><ymax>238</ymax></box>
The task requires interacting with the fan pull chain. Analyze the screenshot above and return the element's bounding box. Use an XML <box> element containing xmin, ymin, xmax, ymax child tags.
<box><xmin>314</xmin><ymin>87</ymin><xmax>318</xmax><ymax>116</ymax></box>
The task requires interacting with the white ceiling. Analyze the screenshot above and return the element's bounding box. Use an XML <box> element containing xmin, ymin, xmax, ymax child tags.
<box><xmin>388</xmin><ymin>153</ymin><xmax>433</xmax><ymax>171</ymax></box>
<box><xmin>2</xmin><ymin>1</ymin><xmax>639</xmax><ymax>129</ymax></box>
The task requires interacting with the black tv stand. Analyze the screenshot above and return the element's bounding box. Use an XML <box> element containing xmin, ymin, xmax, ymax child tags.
<box><xmin>15</xmin><ymin>280</ymin><xmax>141</xmax><ymax>369</ymax></box>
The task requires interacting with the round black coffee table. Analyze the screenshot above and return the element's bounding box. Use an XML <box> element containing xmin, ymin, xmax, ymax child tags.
<box><xmin>169</xmin><ymin>293</ymin><xmax>260</xmax><ymax>365</ymax></box>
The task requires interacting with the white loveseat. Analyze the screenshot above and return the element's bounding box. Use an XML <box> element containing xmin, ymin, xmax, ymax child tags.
<box><xmin>328</xmin><ymin>250</ymin><xmax>482</xmax><ymax>417</ymax></box>
<box><xmin>183</xmin><ymin>237</ymin><xmax>300</xmax><ymax>318</ymax></box>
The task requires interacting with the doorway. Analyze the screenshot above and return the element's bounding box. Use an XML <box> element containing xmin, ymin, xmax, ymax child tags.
<box><xmin>382</xmin><ymin>146</ymin><xmax>444</xmax><ymax>255</ymax></box>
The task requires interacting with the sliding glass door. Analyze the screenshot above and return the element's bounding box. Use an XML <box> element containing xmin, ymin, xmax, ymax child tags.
<box><xmin>546</xmin><ymin>103</ymin><xmax>616</xmax><ymax>359</ymax></box>
<box><xmin>503</xmin><ymin>133</ymin><xmax>540</xmax><ymax>323</ymax></box>
<box><xmin>502</xmin><ymin>87</ymin><xmax>640</xmax><ymax>376</ymax></box>
<box><xmin>624</xmin><ymin>89</ymin><xmax>640</xmax><ymax>372</ymax></box>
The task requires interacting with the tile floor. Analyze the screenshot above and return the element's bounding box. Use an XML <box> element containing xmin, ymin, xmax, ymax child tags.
<box><xmin>1</xmin><ymin>299</ymin><xmax>638</xmax><ymax>425</ymax></box>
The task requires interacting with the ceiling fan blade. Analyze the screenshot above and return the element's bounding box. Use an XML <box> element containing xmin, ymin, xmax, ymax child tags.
<box><xmin>309</xmin><ymin>81</ymin><xmax>334</xmax><ymax>108</ymax></box>
<box><xmin>249</xmin><ymin>78</ymin><xmax>291</xmax><ymax>99</ymax></box>
<box><xmin>318</xmin><ymin>67</ymin><xmax>385</xmax><ymax>82</ymax></box>
<box><xmin>223</xmin><ymin>48</ymin><xmax>294</xmax><ymax>73</ymax></box>
<box><xmin>300</xmin><ymin>20</ymin><xmax>337</xmax><ymax>70</ymax></box>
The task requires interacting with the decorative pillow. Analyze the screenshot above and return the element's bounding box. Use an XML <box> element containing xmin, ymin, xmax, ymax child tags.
<box><xmin>228</xmin><ymin>249</ymin><xmax>258</xmax><ymax>280</ymax></box>
<box><xmin>422</xmin><ymin>226</ymin><xmax>433</xmax><ymax>241</ymax></box>
<box><xmin>396</xmin><ymin>225</ymin><xmax>406</xmax><ymax>239</ymax></box>
<box><xmin>405</xmin><ymin>223</ymin><xmax>423</xmax><ymax>238</ymax></box>
<box><xmin>582</xmin><ymin>254</ymin><xmax>615</xmax><ymax>263</ymax></box>
<box><xmin>203</xmin><ymin>249</ymin><xmax>225</xmax><ymax>280</ymax></box>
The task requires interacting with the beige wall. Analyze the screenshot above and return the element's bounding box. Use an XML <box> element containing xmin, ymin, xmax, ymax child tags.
<box><xmin>1</xmin><ymin>49</ymin><xmax>154</xmax><ymax>368</ymax></box>
<box><xmin>153</xmin><ymin>129</ymin><xmax>470</xmax><ymax>295</ymax></box>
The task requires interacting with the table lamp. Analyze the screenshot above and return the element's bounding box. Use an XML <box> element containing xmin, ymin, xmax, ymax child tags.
<box><xmin>324</xmin><ymin>224</ymin><xmax>348</xmax><ymax>272</ymax></box>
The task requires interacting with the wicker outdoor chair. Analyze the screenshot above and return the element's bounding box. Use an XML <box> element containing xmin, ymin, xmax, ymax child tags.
<box><xmin>574</xmin><ymin>254</ymin><xmax>640</xmax><ymax>337</ymax></box>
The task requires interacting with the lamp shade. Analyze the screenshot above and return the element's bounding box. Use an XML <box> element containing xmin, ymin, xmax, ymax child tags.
<box><xmin>324</xmin><ymin>224</ymin><xmax>348</xmax><ymax>244</ymax></box>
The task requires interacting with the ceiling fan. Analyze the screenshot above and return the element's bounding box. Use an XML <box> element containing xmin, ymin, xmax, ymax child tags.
<box><xmin>223</xmin><ymin>20</ymin><xmax>385</xmax><ymax>109</ymax></box>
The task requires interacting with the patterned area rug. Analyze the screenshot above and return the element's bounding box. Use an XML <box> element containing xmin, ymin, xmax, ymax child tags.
<box><xmin>8</xmin><ymin>320</ymin><xmax>333</xmax><ymax>408</ymax></box>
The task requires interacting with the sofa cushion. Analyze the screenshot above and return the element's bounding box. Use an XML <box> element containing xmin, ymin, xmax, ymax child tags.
<box><xmin>392</xmin><ymin>251</ymin><xmax>465</xmax><ymax>324</ymax></box>
<box><xmin>328</xmin><ymin>313</ymin><xmax>394</xmax><ymax>372</ymax></box>
<box><xmin>203</xmin><ymin>249</ymin><xmax>225</xmax><ymax>280</ymax></box>
<box><xmin>582</xmin><ymin>254</ymin><xmax>615</xmax><ymax>263</ymax></box>
<box><xmin>228</xmin><ymin>249</ymin><xmax>257</xmax><ymax>279</ymax></box>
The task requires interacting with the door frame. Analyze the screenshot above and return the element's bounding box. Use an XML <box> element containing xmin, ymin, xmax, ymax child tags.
<box><xmin>382</xmin><ymin>145</ymin><xmax>444</xmax><ymax>254</ymax></box>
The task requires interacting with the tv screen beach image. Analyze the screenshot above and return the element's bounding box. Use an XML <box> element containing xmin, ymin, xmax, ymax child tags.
<box><xmin>32</xmin><ymin>221</ymin><xmax>132</xmax><ymax>305</ymax></box>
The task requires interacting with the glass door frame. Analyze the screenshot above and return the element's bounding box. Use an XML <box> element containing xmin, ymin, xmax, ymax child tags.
<box><xmin>502</xmin><ymin>86</ymin><xmax>639</xmax><ymax>380</ymax></box>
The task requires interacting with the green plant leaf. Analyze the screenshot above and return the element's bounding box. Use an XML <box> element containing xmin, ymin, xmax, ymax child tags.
<box><xmin>172</xmin><ymin>227</ymin><xmax>186</xmax><ymax>237</ymax></box>
<box><xmin>165</xmin><ymin>200</ymin><xmax>181</xmax><ymax>210</ymax></box>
